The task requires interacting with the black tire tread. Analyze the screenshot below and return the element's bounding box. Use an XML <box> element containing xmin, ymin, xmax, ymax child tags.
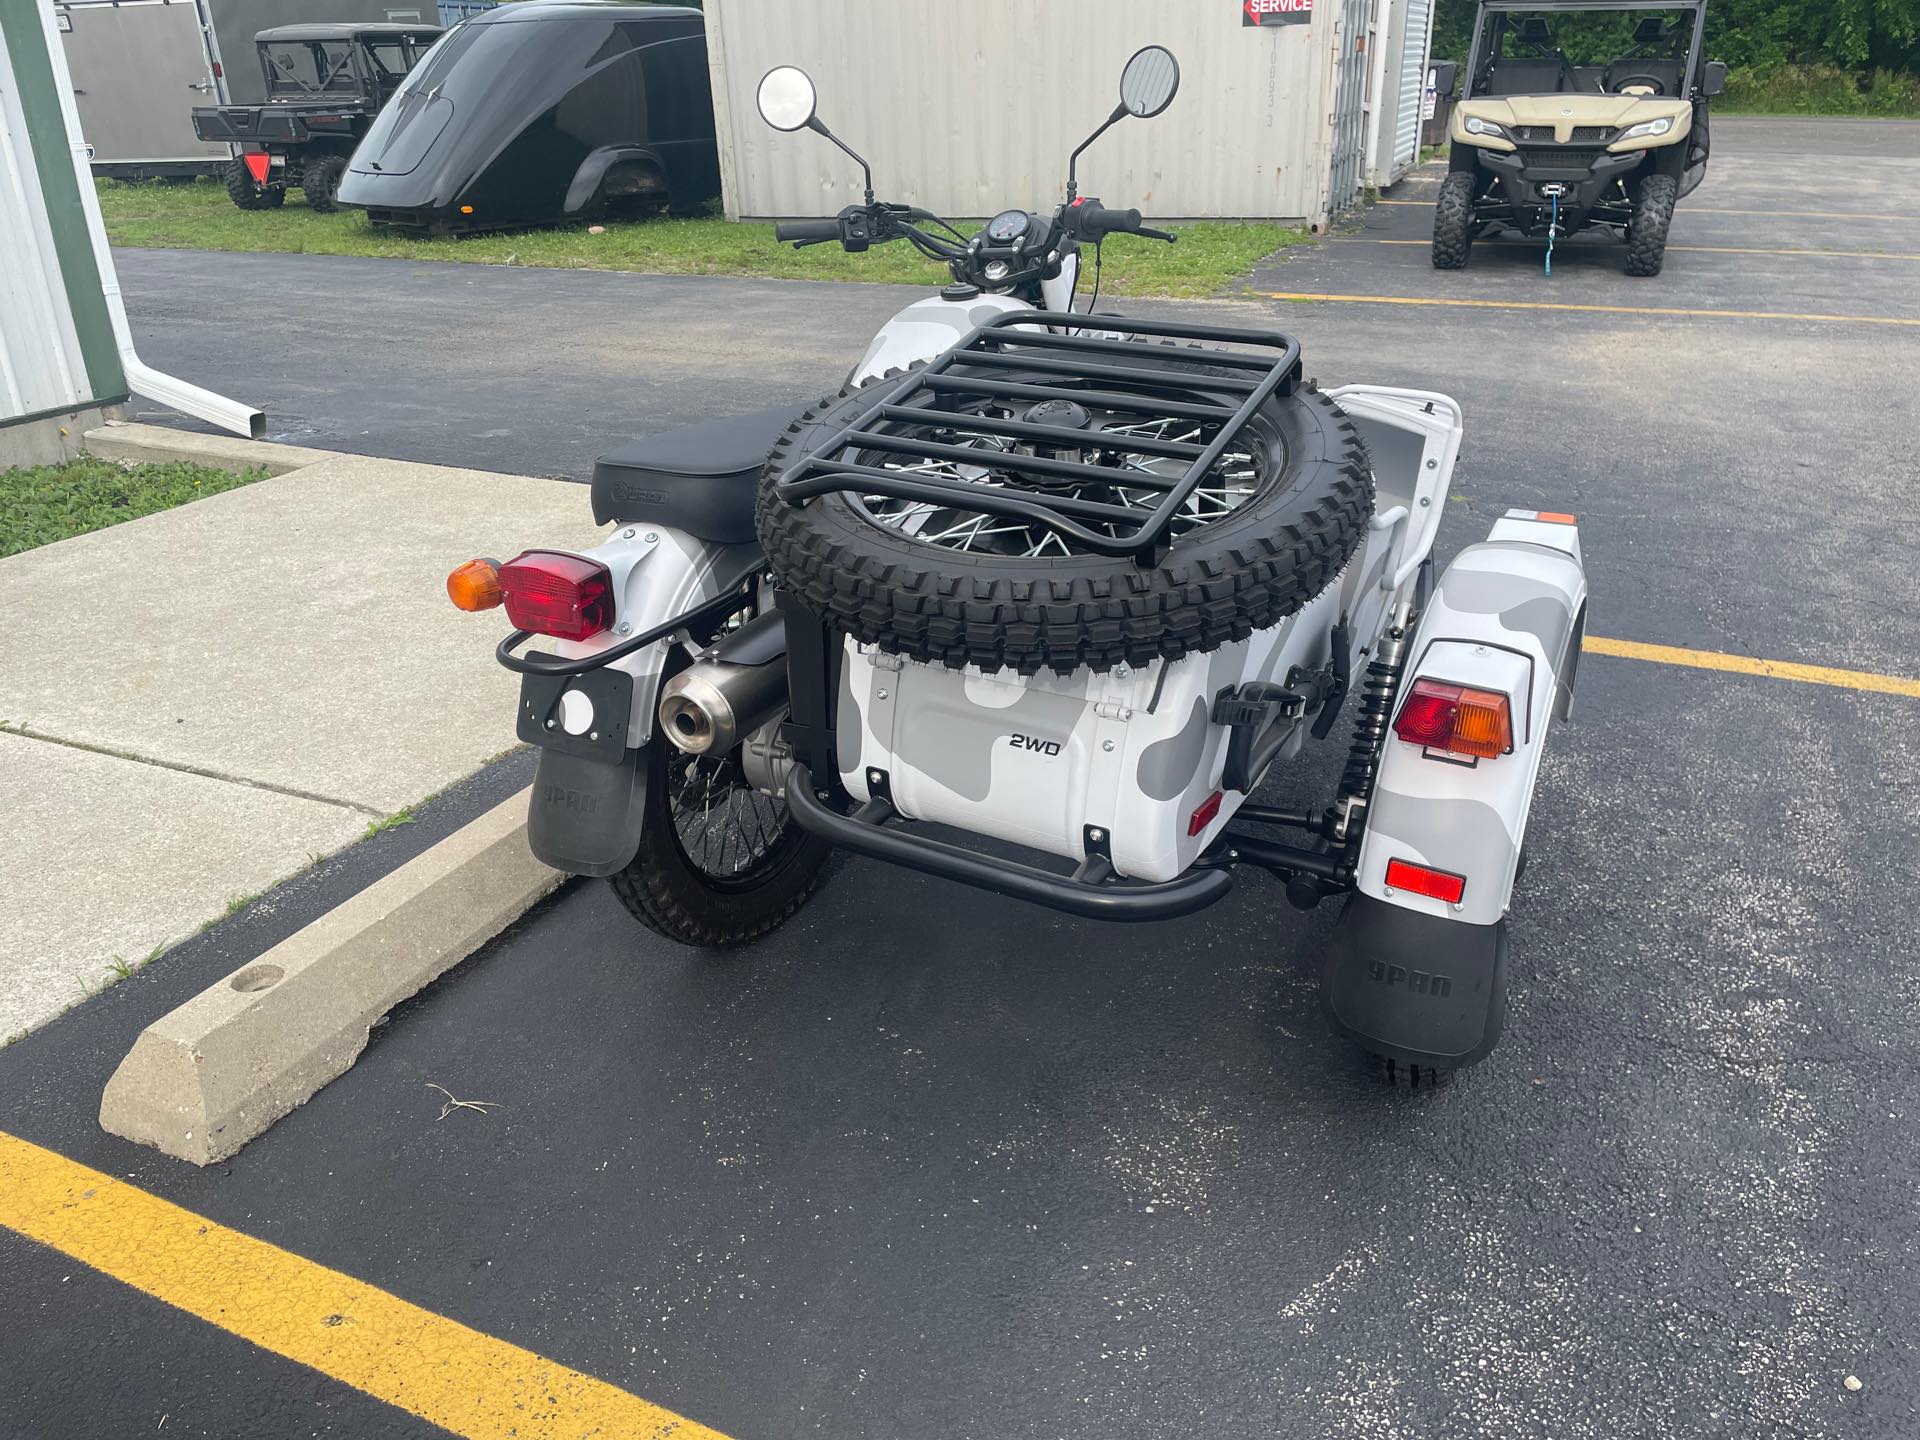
<box><xmin>756</xmin><ymin>350</ymin><xmax>1374</xmax><ymax>676</ymax></box>
<box><xmin>1376</xmin><ymin>1054</ymin><xmax>1455</xmax><ymax>1090</ymax></box>
<box><xmin>1431</xmin><ymin>171</ymin><xmax>1475</xmax><ymax>270</ymax></box>
<box><xmin>607</xmin><ymin>826</ymin><xmax>827</xmax><ymax>948</ymax></box>
<box><xmin>1625</xmin><ymin>172</ymin><xmax>1677</xmax><ymax>276</ymax></box>
<box><xmin>303</xmin><ymin>154</ymin><xmax>347</xmax><ymax>213</ymax></box>
<box><xmin>224</xmin><ymin>158</ymin><xmax>283</xmax><ymax>211</ymax></box>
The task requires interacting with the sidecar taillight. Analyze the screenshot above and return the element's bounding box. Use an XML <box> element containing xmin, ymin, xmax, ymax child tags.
<box><xmin>1385</xmin><ymin>858</ymin><xmax>1467</xmax><ymax>905</ymax></box>
<box><xmin>1393</xmin><ymin>678</ymin><xmax>1512</xmax><ymax>759</ymax></box>
<box><xmin>496</xmin><ymin>551</ymin><xmax>613</xmax><ymax>641</ymax></box>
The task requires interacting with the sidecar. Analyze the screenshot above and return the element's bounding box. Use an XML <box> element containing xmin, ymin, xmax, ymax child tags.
<box><xmin>452</xmin><ymin>312</ymin><xmax>1584</xmax><ymax>1085</ymax></box>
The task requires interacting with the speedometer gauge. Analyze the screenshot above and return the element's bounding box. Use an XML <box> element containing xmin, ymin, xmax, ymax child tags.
<box><xmin>986</xmin><ymin>210</ymin><xmax>1030</xmax><ymax>243</ymax></box>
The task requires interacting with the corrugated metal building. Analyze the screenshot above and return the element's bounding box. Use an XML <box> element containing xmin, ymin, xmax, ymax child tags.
<box><xmin>703</xmin><ymin>0</ymin><xmax>1434</xmax><ymax>226</ymax></box>
<box><xmin>1</xmin><ymin>2</ymin><xmax>127</xmax><ymax>460</ymax></box>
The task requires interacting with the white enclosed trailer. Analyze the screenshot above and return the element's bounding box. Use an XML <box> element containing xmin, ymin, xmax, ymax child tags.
<box><xmin>701</xmin><ymin>0</ymin><xmax>1417</xmax><ymax>227</ymax></box>
<box><xmin>53</xmin><ymin>0</ymin><xmax>431</xmax><ymax>178</ymax></box>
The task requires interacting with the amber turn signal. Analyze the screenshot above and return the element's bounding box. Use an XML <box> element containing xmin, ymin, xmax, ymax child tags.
<box><xmin>447</xmin><ymin>557</ymin><xmax>503</xmax><ymax>611</ymax></box>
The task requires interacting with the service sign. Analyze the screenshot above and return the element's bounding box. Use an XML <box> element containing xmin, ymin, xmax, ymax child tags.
<box><xmin>1244</xmin><ymin>0</ymin><xmax>1313</xmax><ymax>25</ymax></box>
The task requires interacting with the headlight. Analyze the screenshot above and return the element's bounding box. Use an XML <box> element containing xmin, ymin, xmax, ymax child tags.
<box><xmin>1463</xmin><ymin>116</ymin><xmax>1511</xmax><ymax>141</ymax></box>
<box><xmin>1619</xmin><ymin>116</ymin><xmax>1674</xmax><ymax>140</ymax></box>
<box><xmin>982</xmin><ymin>259</ymin><xmax>1011</xmax><ymax>283</ymax></box>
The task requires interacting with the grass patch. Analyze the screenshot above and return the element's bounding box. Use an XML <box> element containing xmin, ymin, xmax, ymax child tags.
<box><xmin>1718</xmin><ymin>65</ymin><xmax>1920</xmax><ymax>117</ymax></box>
<box><xmin>364</xmin><ymin>807</ymin><xmax>416</xmax><ymax>839</ymax></box>
<box><xmin>0</xmin><ymin>457</ymin><xmax>269</xmax><ymax>559</ymax></box>
<box><xmin>97</xmin><ymin>178</ymin><xmax>1311</xmax><ymax>299</ymax></box>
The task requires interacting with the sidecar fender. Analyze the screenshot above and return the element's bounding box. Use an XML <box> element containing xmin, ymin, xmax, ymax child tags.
<box><xmin>1355</xmin><ymin>510</ymin><xmax>1587</xmax><ymax>928</ymax></box>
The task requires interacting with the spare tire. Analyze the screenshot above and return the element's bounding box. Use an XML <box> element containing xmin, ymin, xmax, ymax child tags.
<box><xmin>756</xmin><ymin>346</ymin><xmax>1373</xmax><ymax>675</ymax></box>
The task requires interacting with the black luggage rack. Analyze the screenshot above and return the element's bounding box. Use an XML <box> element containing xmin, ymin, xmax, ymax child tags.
<box><xmin>773</xmin><ymin>310</ymin><xmax>1304</xmax><ymax>563</ymax></box>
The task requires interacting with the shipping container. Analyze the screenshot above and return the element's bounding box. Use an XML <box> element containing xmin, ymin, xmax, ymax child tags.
<box><xmin>701</xmin><ymin>0</ymin><xmax>1426</xmax><ymax>226</ymax></box>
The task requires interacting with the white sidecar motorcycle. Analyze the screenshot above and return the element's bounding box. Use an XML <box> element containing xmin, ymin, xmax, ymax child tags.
<box><xmin>447</xmin><ymin>50</ymin><xmax>1588</xmax><ymax>1086</ymax></box>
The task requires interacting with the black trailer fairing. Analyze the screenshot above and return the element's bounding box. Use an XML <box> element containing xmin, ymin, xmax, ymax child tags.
<box><xmin>337</xmin><ymin>1</ymin><xmax>718</xmax><ymax>233</ymax></box>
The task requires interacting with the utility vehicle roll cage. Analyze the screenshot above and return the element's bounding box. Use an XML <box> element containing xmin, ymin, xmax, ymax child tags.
<box><xmin>1465</xmin><ymin>0</ymin><xmax>1710</xmax><ymax>99</ymax></box>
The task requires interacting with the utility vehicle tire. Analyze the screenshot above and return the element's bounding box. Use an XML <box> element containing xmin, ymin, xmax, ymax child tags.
<box><xmin>757</xmin><ymin>348</ymin><xmax>1374</xmax><ymax>676</ymax></box>
<box><xmin>1374</xmin><ymin>1054</ymin><xmax>1455</xmax><ymax>1090</ymax></box>
<box><xmin>224</xmin><ymin>159</ymin><xmax>283</xmax><ymax>211</ymax></box>
<box><xmin>608</xmin><ymin>734</ymin><xmax>833</xmax><ymax>947</ymax></box>
<box><xmin>1431</xmin><ymin>171</ymin><xmax>1476</xmax><ymax>270</ymax></box>
<box><xmin>303</xmin><ymin>155</ymin><xmax>347</xmax><ymax>213</ymax></box>
<box><xmin>1625</xmin><ymin>173</ymin><xmax>1677</xmax><ymax>277</ymax></box>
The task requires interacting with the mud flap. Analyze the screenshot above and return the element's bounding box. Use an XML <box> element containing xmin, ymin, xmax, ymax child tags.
<box><xmin>1323</xmin><ymin>893</ymin><xmax>1509</xmax><ymax>1071</ymax></box>
<box><xmin>526</xmin><ymin>746</ymin><xmax>648</xmax><ymax>878</ymax></box>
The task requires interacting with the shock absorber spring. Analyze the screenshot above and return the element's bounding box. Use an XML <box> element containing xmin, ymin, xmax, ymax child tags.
<box><xmin>1329</xmin><ymin>622</ymin><xmax>1411</xmax><ymax>846</ymax></box>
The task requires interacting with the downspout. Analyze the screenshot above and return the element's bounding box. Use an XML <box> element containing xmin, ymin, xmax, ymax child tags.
<box><xmin>35</xmin><ymin>0</ymin><xmax>263</xmax><ymax>439</ymax></box>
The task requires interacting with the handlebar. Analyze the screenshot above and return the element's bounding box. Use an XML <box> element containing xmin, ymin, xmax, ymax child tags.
<box><xmin>774</xmin><ymin>218</ymin><xmax>843</xmax><ymax>245</ymax></box>
<box><xmin>1069</xmin><ymin>203</ymin><xmax>1177</xmax><ymax>244</ymax></box>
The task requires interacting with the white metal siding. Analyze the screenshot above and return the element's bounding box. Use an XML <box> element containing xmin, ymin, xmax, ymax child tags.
<box><xmin>1326</xmin><ymin>0</ymin><xmax>1374</xmax><ymax>211</ymax></box>
<box><xmin>704</xmin><ymin>0</ymin><xmax>1338</xmax><ymax>223</ymax></box>
<box><xmin>0</xmin><ymin>21</ymin><xmax>93</xmax><ymax>422</ymax></box>
<box><xmin>1393</xmin><ymin>0</ymin><xmax>1433</xmax><ymax>172</ymax></box>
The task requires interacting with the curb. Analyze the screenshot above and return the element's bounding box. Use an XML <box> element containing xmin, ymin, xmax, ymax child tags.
<box><xmin>99</xmin><ymin>787</ymin><xmax>560</xmax><ymax>1166</ymax></box>
<box><xmin>83</xmin><ymin>421</ymin><xmax>339</xmax><ymax>477</ymax></box>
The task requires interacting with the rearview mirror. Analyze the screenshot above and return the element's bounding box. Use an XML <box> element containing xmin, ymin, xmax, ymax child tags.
<box><xmin>756</xmin><ymin>66</ymin><xmax>817</xmax><ymax>132</ymax></box>
<box><xmin>1429</xmin><ymin>59</ymin><xmax>1460</xmax><ymax>99</ymax></box>
<box><xmin>1701</xmin><ymin>60</ymin><xmax>1727</xmax><ymax>97</ymax></box>
<box><xmin>1119</xmin><ymin>45</ymin><xmax>1180</xmax><ymax>118</ymax></box>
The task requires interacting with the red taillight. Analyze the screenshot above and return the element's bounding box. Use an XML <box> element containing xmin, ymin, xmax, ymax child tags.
<box><xmin>1385</xmin><ymin>858</ymin><xmax>1466</xmax><ymax>905</ymax></box>
<box><xmin>497</xmin><ymin>550</ymin><xmax>613</xmax><ymax>641</ymax></box>
<box><xmin>1188</xmin><ymin>789</ymin><xmax>1223</xmax><ymax>837</ymax></box>
<box><xmin>1392</xmin><ymin>678</ymin><xmax>1513</xmax><ymax>759</ymax></box>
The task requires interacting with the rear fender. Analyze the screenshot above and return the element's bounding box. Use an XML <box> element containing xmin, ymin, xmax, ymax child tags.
<box><xmin>1357</xmin><ymin>510</ymin><xmax>1588</xmax><ymax>927</ymax></box>
<box><xmin>527</xmin><ymin>526</ymin><xmax>762</xmax><ymax>751</ymax></box>
<box><xmin>564</xmin><ymin>145</ymin><xmax>666</xmax><ymax>214</ymax></box>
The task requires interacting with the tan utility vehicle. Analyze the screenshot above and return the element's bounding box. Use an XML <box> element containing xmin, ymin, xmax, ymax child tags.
<box><xmin>1432</xmin><ymin>0</ymin><xmax>1724</xmax><ymax>276</ymax></box>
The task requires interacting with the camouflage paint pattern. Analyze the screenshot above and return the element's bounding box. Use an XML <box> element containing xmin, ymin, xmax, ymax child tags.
<box><xmin>1356</xmin><ymin>513</ymin><xmax>1587</xmax><ymax>927</ymax></box>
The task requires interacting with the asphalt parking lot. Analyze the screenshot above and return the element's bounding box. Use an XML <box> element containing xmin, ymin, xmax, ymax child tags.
<box><xmin>5</xmin><ymin>117</ymin><xmax>1919</xmax><ymax>1439</ymax></box>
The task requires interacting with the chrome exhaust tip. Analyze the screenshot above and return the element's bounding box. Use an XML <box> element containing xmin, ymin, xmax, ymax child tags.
<box><xmin>659</xmin><ymin>658</ymin><xmax>787</xmax><ymax>757</ymax></box>
<box><xmin>658</xmin><ymin>671</ymin><xmax>734</xmax><ymax>755</ymax></box>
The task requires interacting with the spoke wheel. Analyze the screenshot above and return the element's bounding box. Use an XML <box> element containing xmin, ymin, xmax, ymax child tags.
<box><xmin>850</xmin><ymin>409</ymin><xmax>1262</xmax><ymax>559</ymax></box>
<box><xmin>663</xmin><ymin>749</ymin><xmax>804</xmax><ymax>888</ymax></box>
<box><xmin>606</xmin><ymin>606</ymin><xmax>834</xmax><ymax>949</ymax></box>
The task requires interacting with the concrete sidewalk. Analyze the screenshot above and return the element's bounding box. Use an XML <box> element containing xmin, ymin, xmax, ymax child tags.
<box><xmin>0</xmin><ymin>426</ymin><xmax>599</xmax><ymax>1041</ymax></box>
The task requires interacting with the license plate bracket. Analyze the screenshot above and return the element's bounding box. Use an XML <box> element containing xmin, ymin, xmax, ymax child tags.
<box><xmin>517</xmin><ymin>663</ymin><xmax>634</xmax><ymax>764</ymax></box>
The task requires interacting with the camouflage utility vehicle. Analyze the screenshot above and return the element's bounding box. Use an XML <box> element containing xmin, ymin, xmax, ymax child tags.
<box><xmin>1433</xmin><ymin>0</ymin><xmax>1724</xmax><ymax>276</ymax></box>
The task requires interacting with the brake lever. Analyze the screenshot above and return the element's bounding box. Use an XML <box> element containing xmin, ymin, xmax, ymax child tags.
<box><xmin>1137</xmin><ymin>226</ymin><xmax>1177</xmax><ymax>244</ymax></box>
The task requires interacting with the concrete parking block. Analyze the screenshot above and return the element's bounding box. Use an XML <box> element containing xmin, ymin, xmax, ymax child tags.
<box><xmin>99</xmin><ymin>787</ymin><xmax>560</xmax><ymax>1166</ymax></box>
<box><xmin>0</xmin><ymin>449</ymin><xmax>603</xmax><ymax>815</ymax></box>
<box><xmin>0</xmin><ymin>731</ymin><xmax>366</xmax><ymax>1043</ymax></box>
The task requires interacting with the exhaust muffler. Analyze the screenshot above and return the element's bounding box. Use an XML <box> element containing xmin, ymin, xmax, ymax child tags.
<box><xmin>658</xmin><ymin>610</ymin><xmax>788</xmax><ymax>756</ymax></box>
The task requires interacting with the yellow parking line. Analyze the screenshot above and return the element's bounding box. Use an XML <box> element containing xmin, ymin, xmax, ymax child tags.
<box><xmin>1346</xmin><ymin>238</ymin><xmax>1920</xmax><ymax>261</ymax></box>
<box><xmin>1376</xmin><ymin>198</ymin><xmax>1920</xmax><ymax>221</ymax></box>
<box><xmin>1587</xmin><ymin>636</ymin><xmax>1920</xmax><ymax>697</ymax></box>
<box><xmin>1255</xmin><ymin>290</ymin><xmax>1920</xmax><ymax>327</ymax></box>
<box><xmin>0</xmin><ymin>1130</ymin><xmax>731</xmax><ymax>1440</ymax></box>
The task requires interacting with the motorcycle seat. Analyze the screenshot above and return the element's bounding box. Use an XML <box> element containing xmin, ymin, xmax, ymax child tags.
<box><xmin>590</xmin><ymin>405</ymin><xmax>801</xmax><ymax>544</ymax></box>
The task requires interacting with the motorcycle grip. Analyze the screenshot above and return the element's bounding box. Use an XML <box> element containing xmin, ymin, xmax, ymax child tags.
<box><xmin>775</xmin><ymin>218</ymin><xmax>842</xmax><ymax>243</ymax></box>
